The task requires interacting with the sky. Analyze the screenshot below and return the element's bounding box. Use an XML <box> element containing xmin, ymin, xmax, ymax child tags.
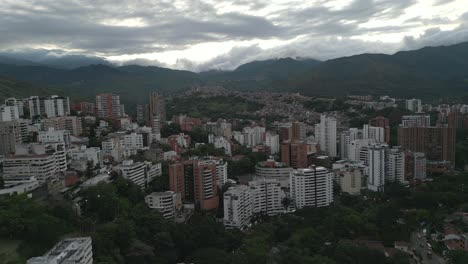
<box><xmin>0</xmin><ymin>0</ymin><xmax>468</xmax><ymax>71</ymax></box>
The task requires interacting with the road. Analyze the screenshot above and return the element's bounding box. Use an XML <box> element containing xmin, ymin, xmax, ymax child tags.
<box><xmin>410</xmin><ymin>231</ymin><xmax>446</xmax><ymax>264</ymax></box>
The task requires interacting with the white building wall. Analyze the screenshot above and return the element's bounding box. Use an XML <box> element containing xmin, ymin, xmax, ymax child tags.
<box><xmin>367</xmin><ymin>145</ymin><xmax>386</xmax><ymax>192</ymax></box>
<box><xmin>289</xmin><ymin>166</ymin><xmax>334</xmax><ymax>209</ymax></box>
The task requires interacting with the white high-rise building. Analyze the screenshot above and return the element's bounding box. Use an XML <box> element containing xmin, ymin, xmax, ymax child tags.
<box><xmin>42</xmin><ymin>116</ymin><xmax>83</xmax><ymax>137</ymax></box>
<box><xmin>0</xmin><ymin>105</ymin><xmax>19</xmax><ymax>121</ymax></box>
<box><xmin>123</xmin><ymin>133</ymin><xmax>144</xmax><ymax>149</ymax></box>
<box><xmin>253</xmin><ymin>126</ymin><xmax>266</xmax><ymax>145</ymax></box>
<box><xmin>115</xmin><ymin>160</ymin><xmax>160</xmax><ymax>189</ymax></box>
<box><xmin>208</xmin><ymin>134</ymin><xmax>232</xmax><ymax>155</ymax></box>
<box><xmin>348</xmin><ymin>139</ymin><xmax>375</xmax><ymax>162</ymax></box>
<box><xmin>367</xmin><ymin>144</ymin><xmax>387</xmax><ymax>192</ymax></box>
<box><xmin>265</xmin><ymin>132</ymin><xmax>280</xmax><ymax>154</ymax></box>
<box><xmin>289</xmin><ymin>166</ymin><xmax>334</xmax><ymax>209</ymax></box>
<box><xmin>27</xmin><ymin>95</ymin><xmax>70</xmax><ymax>118</ymax></box>
<box><xmin>405</xmin><ymin>99</ymin><xmax>422</xmax><ymax>112</ymax></box>
<box><xmin>145</xmin><ymin>191</ymin><xmax>181</xmax><ymax>219</ymax></box>
<box><xmin>215</xmin><ymin>159</ymin><xmax>228</xmax><ymax>187</ymax></box>
<box><xmin>38</xmin><ymin>127</ymin><xmax>71</xmax><ymax>149</ymax></box>
<box><xmin>68</xmin><ymin>146</ymin><xmax>103</xmax><ymax>171</ymax></box>
<box><xmin>385</xmin><ymin>147</ymin><xmax>406</xmax><ymax>183</ymax></box>
<box><xmin>4</xmin><ymin>143</ymin><xmax>67</xmax><ymax>183</ymax></box>
<box><xmin>340</xmin><ymin>128</ymin><xmax>360</xmax><ymax>159</ymax></box>
<box><xmin>243</xmin><ymin>127</ymin><xmax>256</xmax><ymax>147</ymax></box>
<box><xmin>5</xmin><ymin>98</ymin><xmax>24</xmax><ymax>117</ymax></box>
<box><xmin>27</xmin><ymin>237</ymin><xmax>93</xmax><ymax>264</ymax></box>
<box><xmin>249</xmin><ymin>178</ymin><xmax>284</xmax><ymax>216</ymax></box>
<box><xmin>315</xmin><ymin>114</ymin><xmax>337</xmax><ymax>157</ymax></box>
<box><xmin>43</xmin><ymin>95</ymin><xmax>70</xmax><ymax>118</ymax></box>
<box><xmin>102</xmin><ymin>137</ymin><xmax>123</xmax><ymax>161</ymax></box>
<box><xmin>363</xmin><ymin>124</ymin><xmax>385</xmax><ymax>143</ymax></box>
<box><xmin>224</xmin><ymin>185</ymin><xmax>253</xmax><ymax>229</ymax></box>
<box><xmin>255</xmin><ymin>159</ymin><xmax>293</xmax><ymax>188</ymax></box>
<box><xmin>232</xmin><ymin>131</ymin><xmax>245</xmax><ymax>145</ymax></box>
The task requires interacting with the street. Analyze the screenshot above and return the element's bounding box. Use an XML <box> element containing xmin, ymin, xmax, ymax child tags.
<box><xmin>410</xmin><ymin>231</ymin><xmax>446</xmax><ymax>264</ymax></box>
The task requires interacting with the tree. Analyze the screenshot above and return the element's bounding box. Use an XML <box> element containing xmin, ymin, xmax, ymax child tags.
<box><xmin>85</xmin><ymin>160</ymin><xmax>95</xmax><ymax>178</ymax></box>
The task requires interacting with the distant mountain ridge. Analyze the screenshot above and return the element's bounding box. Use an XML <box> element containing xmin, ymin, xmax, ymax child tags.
<box><xmin>1</xmin><ymin>42</ymin><xmax>468</xmax><ymax>103</ymax></box>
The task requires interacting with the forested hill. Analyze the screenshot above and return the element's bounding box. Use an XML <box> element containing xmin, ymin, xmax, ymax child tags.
<box><xmin>1</xmin><ymin>42</ymin><xmax>468</xmax><ymax>103</ymax></box>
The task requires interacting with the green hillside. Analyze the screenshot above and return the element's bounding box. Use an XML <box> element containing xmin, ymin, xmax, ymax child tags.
<box><xmin>1</xmin><ymin>42</ymin><xmax>468</xmax><ymax>103</ymax></box>
<box><xmin>286</xmin><ymin>42</ymin><xmax>468</xmax><ymax>98</ymax></box>
<box><xmin>0</xmin><ymin>77</ymin><xmax>62</xmax><ymax>101</ymax></box>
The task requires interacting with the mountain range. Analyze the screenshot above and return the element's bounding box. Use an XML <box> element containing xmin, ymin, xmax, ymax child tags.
<box><xmin>1</xmin><ymin>42</ymin><xmax>468</xmax><ymax>104</ymax></box>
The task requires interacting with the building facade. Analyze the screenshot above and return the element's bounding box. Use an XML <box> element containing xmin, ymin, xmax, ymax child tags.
<box><xmin>289</xmin><ymin>166</ymin><xmax>334</xmax><ymax>209</ymax></box>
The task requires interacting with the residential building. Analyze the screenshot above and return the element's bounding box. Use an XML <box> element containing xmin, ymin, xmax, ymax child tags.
<box><xmin>348</xmin><ymin>139</ymin><xmax>375</xmax><ymax>162</ymax></box>
<box><xmin>4</xmin><ymin>152</ymin><xmax>56</xmax><ymax>183</ymax></box>
<box><xmin>405</xmin><ymin>99</ymin><xmax>422</xmax><ymax>112</ymax></box>
<box><xmin>281</xmin><ymin>141</ymin><xmax>308</xmax><ymax>169</ymax></box>
<box><xmin>73</xmin><ymin>101</ymin><xmax>95</xmax><ymax>114</ymax></box>
<box><xmin>38</xmin><ymin>127</ymin><xmax>71</xmax><ymax>149</ymax></box>
<box><xmin>208</xmin><ymin>134</ymin><xmax>232</xmax><ymax>155</ymax></box>
<box><xmin>289</xmin><ymin>166</ymin><xmax>334</xmax><ymax>209</ymax></box>
<box><xmin>397</xmin><ymin>126</ymin><xmax>456</xmax><ymax>165</ymax></box>
<box><xmin>101</xmin><ymin>137</ymin><xmax>122</xmax><ymax>161</ymax></box>
<box><xmin>210</xmin><ymin>158</ymin><xmax>228</xmax><ymax>187</ymax></box>
<box><xmin>0</xmin><ymin>104</ymin><xmax>19</xmax><ymax>121</ymax></box>
<box><xmin>123</xmin><ymin>133</ymin><xmax>144</xmax><ymax>149</ymax></box>
<box><xmin>114</xmin><ymin>160</ymin><xmax>160</xmax><ymax>189</ymax></box>
<box><xmin>291</xmin><ymin>121</ymin><xmax>306</xmax><ymax>141</ymax></box>
<box><xmin>413</xmin><ymin>152</ymin><xmax>427</xmax><ymax>180</ymax></box>
<box><xmin>224</xmin><ymin>185</ymin><xmax>253</xmax><ymax>229</ymax></box>
<box><xmin>28</xmin><ymin>96</ymin><xmax>41</xmax><ymax>118</ymax></box>
<box><xmin>42</xmin><ymin>116</ymin><xmax>83</xmax><ymax>136</ymax></box>
<box><xmin>315</xmin><ymin>114</ymin><xmax>337</xmax><ymax>157</ymax></box>
<box><xmin>167</xmin><ymin>133</ymin><xmax>191</xmax><ymax>154</ymax></box>
<box><xmin>334</xmin><ymin>164</ymin><xmax>363</xmax><ymax>195</ymax></box>
<box><xmin>401</xmin><ymin>115</ymin><xmax>431</xmax><ymax>127</ymax></box>
<box><xmin>255</xmin><ymin>159</ymin><xmax>293</xmax><ymax>187</ymax></box>
<box><xmin>363</xmin><ymin>124</ymin><xmax>385</xmax><ymax>143</ymax></box>
<box><xmin>95</xmin><ymin>93</ymin><xmax>122</xmax><ymax>119</ymax></box>
<box><xmin>367</xmin><ymin>144</ymin><xmax>387</xmax><ymax>192</ymax></box>
<box><xmin>369</xmin><ymin>116</ymin><xmax>390</xmax><ymax>143</ymax></box>
<box><xmin>385</xmin><ymin>147</ymin><xmax>406</xmax><ymax>183</ymax></box>
<box><xmin>340</xmin><ymin>128</ymin><xmax>360</xmax><ymax>159</ymax></box>
<box><xmin>149</xmin><ymin>92</ymin><xmax>166</xmax><ymax>124</ymax></box>
<box><xmin>136</xmin><ymin>104</ymin><xmax>148</xmax><ymax>124</ymax></box>
<box><xmin>68</xmin><ymin>146</ymin><xmax>103</xmax><ymax>171</ymax></box>
<box><xmin>249</xmin><ymin>178</ymin><xmax>284</xmax><ymax>216</ymax></box>
<box><xmin>27</xmin><ymin>95</ymin><xmax>70</xmax><ymax>118</ymax></box>
<box><xmin>0</xmin><ymin>121</ymin><xmax>22</xmax><ymax>155</ymax></box>
<box><xmin>145</xmin><ymin>191</ymin><xmax>181</xmax><ymax>219</ymax></box>
<box><xmin>169</xmin><ymin>159</ymin><xmax>219</xmax><ymax>210</ymax></box>
<box><xmin>5</xmin><ymin>97</ymin><xmax>24</xmax><ymax>117</ymax></box>
<box><xmin>27</xmin><ymin>237</ymin><xmax>93</xmax><ymax>264</ymax></box>
<box><xmin>264</xmin><ymin>132</ymin><xmax>280</xmax><ymax>155</ymax></box>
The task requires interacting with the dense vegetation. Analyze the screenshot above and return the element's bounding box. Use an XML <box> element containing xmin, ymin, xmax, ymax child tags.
<box><xmin>2</xmin><ymin>171</ymin><xmax>468</xmax><ymax>263</ymax></box>
<box><xmin>166</xmin><ymin>95</ymin><xmax>263</xmax><ymax>120</ymax></box>
<box><xmin>0</xmin><ymin>77</ymin><xmax>61</xmax><ymax>101</ymax></box>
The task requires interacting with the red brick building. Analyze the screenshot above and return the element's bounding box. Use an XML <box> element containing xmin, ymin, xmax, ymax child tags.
<box><xmin>281</xmin><ymin>141</ymin><xmax>308</xmax><ymax>169</ymax></box>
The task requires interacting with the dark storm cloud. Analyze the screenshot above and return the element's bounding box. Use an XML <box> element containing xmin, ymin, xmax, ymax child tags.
<box><xmin>0</xmin><ymin>0</ymin><xmax>467</xmax><ymax>70</ymax></box>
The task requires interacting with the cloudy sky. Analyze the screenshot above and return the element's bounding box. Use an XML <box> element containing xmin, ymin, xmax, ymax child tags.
<box><xmin>1</xmin><ymin>0</ymin><xmax>468</xmax><ymax>71</ymax></box>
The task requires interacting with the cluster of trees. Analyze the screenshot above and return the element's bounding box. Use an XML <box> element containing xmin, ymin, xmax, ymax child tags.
<box><xmin>303</xmin><ymin>97</ymin><xmax>350</xmax><ymax>113</ymax></box>
<box><xmin>228</xmin><ymin>151</ymin><xmax>268</xmax><ymax>177</ymax></box>
<box><xmin>3</xmin><ymin>170</ymin><xmax>468</xmax><ymax>263</ymax></box>
<box><xmin>166</xmin><ymin>95</ymin><xmax>263</xmax><ymax>120</ymax></box>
